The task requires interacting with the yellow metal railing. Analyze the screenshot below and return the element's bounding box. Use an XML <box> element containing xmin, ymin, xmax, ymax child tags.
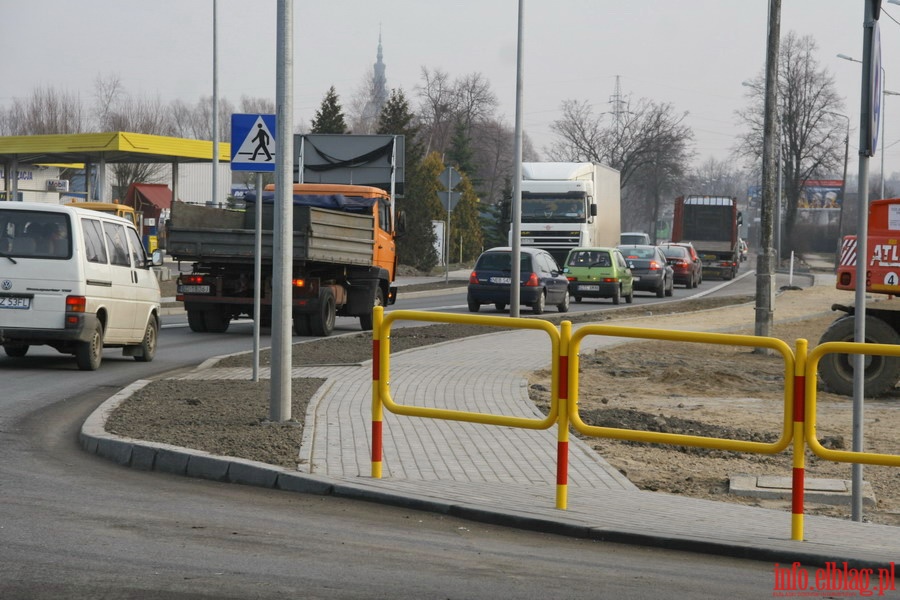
<box><xmin>369</xmin><ymin>306</ymin><xmax>900</xmax><ymax>542</ymax></box>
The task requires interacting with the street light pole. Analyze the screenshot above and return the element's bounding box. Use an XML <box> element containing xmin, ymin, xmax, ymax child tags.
<box><xmin>826</xmin><ymin>111</ymin><xmax>851</xmax><ymax>267</ymax></box>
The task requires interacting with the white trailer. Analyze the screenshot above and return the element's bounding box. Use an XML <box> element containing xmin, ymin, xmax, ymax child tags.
<box><xmin>513</xmin><ymin>162</ymin><xmax>621</xmax><ymax>266</ymax></box>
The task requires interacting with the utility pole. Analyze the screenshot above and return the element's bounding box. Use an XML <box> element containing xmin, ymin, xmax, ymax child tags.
<box><xmin>754</xmin><ymin>0</ymin><xmax>780</xmax><ymax>342</ymax></box>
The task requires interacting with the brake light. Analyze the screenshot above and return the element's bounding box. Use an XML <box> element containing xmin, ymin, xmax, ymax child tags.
<box><xmin>566</xmin><ymin>276</ymin><xmax>577</xmax><ymax>282</ymax></box>
<box><xmin>293</xmin><ymin>278</ymin><xmax>306</xmax><ymax>288</ymax></box>
<box><xmin>66</xmin><ymin>295</ymin><xmax>86</xmax><ymax>313</ymax></box>
<box><xmin>524</xmin><ymin>272</ymin><xmax>540</xmax><ymax>287</ymax></box>
<box><xmin>649</xmin><ymin>261</ymin><xmax>661</xmax><ymax>270</ymax></box>
<box><xmin>601</xmin><ymin>277</ymin><xmax>618</xmax><ymax>283</ymax></box>
<box><xmin>469</xmin><ymin>271</ymin><xmax>479</xmax><ymax>284</ymax></box>
<box><xmin>677</xmin><ymin>259</ymin><xmax>689</xmax><ymax>267</ymax></box>
<box><xmin>182</xmin><ymin>274</ymin><xmax>205</xmax><ymax>285</ymax></box>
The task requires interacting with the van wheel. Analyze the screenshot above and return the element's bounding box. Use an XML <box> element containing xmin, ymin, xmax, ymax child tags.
<box><xmin>75</xmin><ymin>323</ymin><xmax>103</xmax><ymax>371</ymax></box>
<box><xmin>203</xmin><ymin>308</ymin><xmax>230</xmax><ymax>333</ymax></box>
<box><xmin>187</xmin><ymin>309</ymin><xmax>207</xmax><ymax>332</ymax></box>
<box><xmin>310</xmin><ymin>289</ymin><xmax>336</xmax><ymax>337</ymax></box>
<box><xmin>134</xmin><ymin>316</ymin><xmax>158</xmax><ymax>362</ymax></box>
<box><xmin>3</xmin><ymin>344</ymin><xmax>28</xmax><ymax>358</ymax></box>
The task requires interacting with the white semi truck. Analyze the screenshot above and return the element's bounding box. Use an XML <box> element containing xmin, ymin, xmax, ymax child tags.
<box><xmin>512</xmin><ymin>162</ymin><xmax>621</xmax><ymax>266</ymax></box>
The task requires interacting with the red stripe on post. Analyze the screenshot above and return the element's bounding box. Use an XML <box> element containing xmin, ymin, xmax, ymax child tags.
<box><xmin>557</xmin><ymin>441</ymin><xmax>569</xmax><ymax>485</ymax></box>
<box><xmin>792</xmin><ymin>467</ymin><xmax>805</xmax><ymax>514</ymax></box>
<box><xmin>372</xmin><ymin>420</ymin><xmax>383</xmax><ymax>462</ymax></box>
<box><xmin>793</xmin><ymin>375</ymin><xmax>805</xmax><ymax>422</ymax></box>
<box><xmin>558</xmin><ymin>355</ymin><xmax>568</xmax><ymax>400</ymax></box>
<box><xmin>372</xmin><ymin>339</ymin><xmax>380</xmax><ymax>381</ymax></box>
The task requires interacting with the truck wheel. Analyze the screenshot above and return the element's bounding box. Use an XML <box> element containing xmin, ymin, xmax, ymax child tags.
<box><xmin>187</xmin><ymin>309</ymin><xmax>207</xmax><ymax>332</ymax></box>
<box><xmin>293</xmin><ymin>314</ymin><xmax>312</xmax><ymax>336</ymax></box>
<box><xmin>359</xmin><ymin>286</ymin><xmax>384</xmax><ymax>331</ymax></box>
<box><xmin>3</xmin><ymin>344</ymin><xmax>28</xmax><ymax>358</ymax></box>
<box><xmin>310</xmin><ymin>289</ymin><xmax>336</xmax><ymax>337</ymax></box>
<box><xmin>203</xmin><ymin>308</ymin><xmax>230</xmax><ymax>333</ymax></box>
<box><xmin>75</xmin><ymin>323</ymin><xmax>103</xmax><ymax>371</ymax></box>
<box><xmin>818</xmin><ymin>315</ymin><xmax>900</xmax><ymax>397</ymax></box>
<box><xmin>134</xmin><ymin>316</ymin><xmax>158</xmax><ymax>362</ymax></box>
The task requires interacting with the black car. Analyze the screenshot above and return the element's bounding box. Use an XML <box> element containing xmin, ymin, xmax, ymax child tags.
<box><xmin>617</xmin><ymin>244</ymin><xmax>674</xmax><ymax>298</ymax></box>
<box><xmin>467</xmin><ymin>247</ymin><xmax>570</xmax><ymax>314</ymax></box>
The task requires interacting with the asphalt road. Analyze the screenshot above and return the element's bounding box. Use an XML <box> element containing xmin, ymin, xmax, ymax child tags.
<box><xmin>0</xmin><ymin>262</ymin><xmax>796</xmax><ymax>597</ymax></box>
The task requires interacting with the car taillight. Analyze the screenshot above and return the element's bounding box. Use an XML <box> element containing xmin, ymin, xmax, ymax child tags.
<box><xmin>678</xmin><ymin>259</ymin><xmax>689</xmax><ymax>267</ymax></box>
<box><xmin>469</xmin><ymin>271</ymin><xmax>479</xmax><ymax>284</ymax></box>
<box><xmin>566</xmin><ymin>276</ymin><xmax>577</xmax><ymax>282</ymax></box>
<box><xmin>602</xmin><ymin>277</ymin><xmax>618</xmax><ymax>283</ymax></box>
<box><xmin>66</xmin><ymin>295</ymin><xmax>86</xmax><ymax>313</ymax></box>
<box><xmin>649</xmin><ymin>261</ymin><xmax>660</xmax><ymax>270</ymax></box>
<box><xmin>524</xmin><ymin>273</ymin><xmax>539</xmax><ymax>287</ymax></box>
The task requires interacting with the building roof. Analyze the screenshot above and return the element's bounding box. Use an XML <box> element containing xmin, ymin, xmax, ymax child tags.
<box><xmin>0</xmin><ymin>132</ymin><xmax>231</xmax><ymax>165</ymax></box>
<box><xmin>127</xmin><ymin>183</ymin><xmax>174</xmax><ymax>212</ymax></box>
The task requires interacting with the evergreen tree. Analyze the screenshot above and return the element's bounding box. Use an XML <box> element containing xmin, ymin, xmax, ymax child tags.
<box><xmin>480</xmin><ymin>176</ymin><xmax>511</xmax><ymax>248</ymax></box>
<box><xmin>449</xmin><ymin>173</ymin><xmax>484</xmax><ymax>263</ymax></box>
<box><xmin>377</xmin><ymin>89</ymin><xmax>439</xmax><ymax>271</ymax></box>
<box><xmin>310</xmin><ymin>86</ymin><xmax>349</xmax><ymax>134</ymax></box>
<box><xmin>446</xmin><ymin>119</ymin><xmax>475</xmax><ymax>176</ymax></box>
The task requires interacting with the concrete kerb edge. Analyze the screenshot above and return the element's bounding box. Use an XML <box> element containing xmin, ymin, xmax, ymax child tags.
<box><xmin>80</xmin><ymin>388</ymin><xmax>892</xmax><ymax>570</ymax></box>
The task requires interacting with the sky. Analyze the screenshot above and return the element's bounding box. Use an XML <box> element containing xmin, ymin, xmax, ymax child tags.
<box><xmin>3</xmin><ymin>1</ymin><xmax>900</xmax><ymax>179</ymax></box>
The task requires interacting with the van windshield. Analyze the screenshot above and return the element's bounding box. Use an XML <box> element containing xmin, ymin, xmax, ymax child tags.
<box><xmin>0</xmin><ymin>209</ymin><xmax>72</xmax><ymax>259</ymax></box>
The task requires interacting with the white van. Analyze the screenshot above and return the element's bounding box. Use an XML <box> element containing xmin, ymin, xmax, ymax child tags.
<box><xmin>0</xmin><ymin>203</ymin><xmax>162</xmax><ymax>370</ymax></box>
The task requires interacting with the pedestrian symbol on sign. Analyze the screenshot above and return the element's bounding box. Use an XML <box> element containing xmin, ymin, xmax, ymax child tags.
<box><xmin>250</xmin><ymin>124</ymin><xmax>272</xmax><ymax>161</ymax></box>
<box><xmin>230</xmin><ymin>113</ymin><xmax>276</xmax><ymax>172</ymax></box>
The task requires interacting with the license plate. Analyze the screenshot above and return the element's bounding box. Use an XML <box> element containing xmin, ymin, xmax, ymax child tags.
<box><xmin>578</xmin><ymin>284</ymin><xmax>600</xmax><ymax>291</ymax></box>
<box><xmin>489</xmin><ymin>277</ymin><xmax>511</xmax><ymax>284</ymax></box>
<box><xmin>632</xmin><ymin>276</ymin><xmax>641</xmax><ymax>281</ymax></box>
<box><xmin>179</xmin><ymin>285</ymin><xmax>211</xmax><ymax>294</ymax></box>
<box><xmin>0</xmin><ymin>296</ymin><xmax>31</xmax><ymax>309</ymax></box>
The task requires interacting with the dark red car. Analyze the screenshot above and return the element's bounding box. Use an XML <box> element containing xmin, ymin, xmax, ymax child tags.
<box><xmin>659</xmin><ymin>243</ymin><xmax>702</xmax><ymax>288</ymax></box>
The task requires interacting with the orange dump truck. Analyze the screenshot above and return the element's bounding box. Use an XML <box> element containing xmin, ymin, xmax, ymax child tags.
<box><xmin>167</xmin><ymin>183</ymin><xmax>400</xmax><ymax>337</ymax></box>
<box><xmin>821</xmin><ymin>197</ymin><xmax>900</xmax><ymax>395</ymax></box>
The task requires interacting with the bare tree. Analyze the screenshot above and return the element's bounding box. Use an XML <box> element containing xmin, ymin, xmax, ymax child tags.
<box><xmin>415</xmin><ymin>67</ymin><xmax>458</xmax><ymax>155</ymax></box>
<box><xmin>454</xmin><ymin>73</ymin><xmax>497</xmax><ymax>133</ymax></box>
<box><xmin>736</xmin><ymin>31</ymin><xmax>845</xmax><ymax>255</ymax></box>
<box><xmin>347</xmin><ymin>72</ymin><xmax>381</xmax><ymax>134</ymax></box>
<box><xmin>0</xmin><ymin>86</ymin><xmax>85</xmax><ymax>135</ymax></box>
<box><xmin>547</xmin><ymin>96</ymin><xmax>694</xmax><ymax>232</ymax></box>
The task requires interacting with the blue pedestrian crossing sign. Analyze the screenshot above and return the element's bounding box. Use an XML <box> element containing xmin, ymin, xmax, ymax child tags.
<box><xmin>231</xmin><ymin>113</ymin><xmax>276</xmax><ymax>172</ymax></box>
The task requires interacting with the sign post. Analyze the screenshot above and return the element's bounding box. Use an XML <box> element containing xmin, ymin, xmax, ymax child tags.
<box><xmin>441</xmin><ymin>166</ymin><xmax>461</xmax><ymax>283</ymax></box>
<box><xmin>231</xmin><ymin>113</ymin><xmax>276</xmax><ymax>382</ymax></box>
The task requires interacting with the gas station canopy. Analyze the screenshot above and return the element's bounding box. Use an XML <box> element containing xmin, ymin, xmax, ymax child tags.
<box><xmin>0</xmin><ymin>131</ymin><xmax>230</xmax><ymax>165</ymax></box>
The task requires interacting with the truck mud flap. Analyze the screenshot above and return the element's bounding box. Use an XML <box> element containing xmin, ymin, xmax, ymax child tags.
<box><xmin>343</xmin><ymin>278</ymin><xmax>379</xmax><ymax>316</ymax></box>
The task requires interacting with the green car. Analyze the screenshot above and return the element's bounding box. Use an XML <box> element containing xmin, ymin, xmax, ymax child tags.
<box><xmin>563</xmin><ymin>247</ymin><xmax>634</xmax><ymax>304</ymax></box>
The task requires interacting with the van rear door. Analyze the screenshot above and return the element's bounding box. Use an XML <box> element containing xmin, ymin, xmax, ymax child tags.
<box><xmin>0</xmin><ymin>210</ymin><xmax>76</xmax><ymax>331</ymax></box>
